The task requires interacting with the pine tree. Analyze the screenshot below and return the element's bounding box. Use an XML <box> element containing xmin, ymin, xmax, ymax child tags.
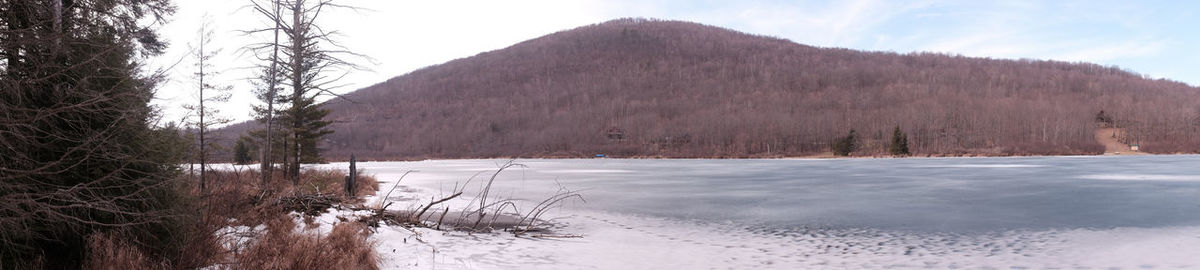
<box><xmin>889</xmin><ymin>126</ymin><xmax>911</xmax><ymax>156</ymax></box>
<box><xmin>0</xmin><ymin>0</ymin><xmax>183</xmax><ymax>266</ymax></box>
<box><xmin>292</xmin><ymin>94</ymin><xmax>333</xmax><ymax>164</ymax></box>
<box><xmin>234</xmin><ymin>139</ymin><xmax>252</xmax><ymax>164</ymax></box>
<box><xmin>832</xmin><ymin>129</ymin><xmax>858</xmax><ymax>156</ymax></box>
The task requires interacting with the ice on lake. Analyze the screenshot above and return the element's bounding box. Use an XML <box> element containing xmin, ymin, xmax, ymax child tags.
<box><xmin>307</xmin><ymin>155</ymin><xmax>1200</xmax><ymax>269</ymax></box>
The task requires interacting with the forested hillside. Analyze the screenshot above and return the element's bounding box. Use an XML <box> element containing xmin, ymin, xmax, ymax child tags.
<box><xmin>236</xmin><ymin>18</ymin><xmax>1200</xmax><ymax>159</ymax></box>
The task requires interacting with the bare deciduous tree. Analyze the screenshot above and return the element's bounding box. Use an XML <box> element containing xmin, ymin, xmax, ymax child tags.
<box><xmin>183</xmin><ymin>17</ymin><xmax>232</xmax><ymax>192</ymax></box>
<box><xmin>245</xmin><ymin>0</ymin><xmax>368</xmax><ymax>185</ymax></box>
<box><xmin>245</xmin><ymin>0</ymin><xmax>285</xmax><ymax>189</ymax></box>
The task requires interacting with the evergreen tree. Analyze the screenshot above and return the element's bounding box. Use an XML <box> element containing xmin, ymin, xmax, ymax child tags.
<box><xmin>0</xmin><ymin>0</ymin><xmax>185</xmax><ymax>267</ymax></box>
<box><xmin>832</xmin><ymin>129</ymin><xmax>858</xmax><ymax>156</ymax></box>
<box><xmin>889</xmin><ymin>126</ymin><xmax>911</xmax><ymax>156</ymax></box>
<box><xmin>292</xmin><ymin>94</ymin><xmax>333</xmax><ymax>163</ymax></box>
<box><xmin>234</xmin><ymin>139</ymin><xmax>252</xmax><ymax>164</ymax></box>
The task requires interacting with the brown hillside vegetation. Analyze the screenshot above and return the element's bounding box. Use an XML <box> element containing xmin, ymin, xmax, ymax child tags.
<box><xmin>230</xmin><ymin>18</ymin><xmax>1200</xmax><ymax>159</ymax></box>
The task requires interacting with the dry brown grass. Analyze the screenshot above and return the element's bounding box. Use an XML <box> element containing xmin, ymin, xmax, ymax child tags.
<box><xmin>83</xmin><ymin>232</ymin><xmax>161</xmax><ymax>270</ymax></box>
<box><xmin>203</xmin><ymin>166</ymin><xmax>380</xmax><ymax>198</ymax></box>
<box><xmin>81</xmin><ymin>184</ymin><xmax>225</xmax><ymax>270</ymax></box>
<box><xmin>236</xmin><ymin>215</ymin><xmax>378</xmax><ymax>270</ymax></box>
<box><xmin>81</xmin><ymin>167</ymin><xmax>380</xmax><ymax>269</ymax></box>
<box><xmin>201</xmin><ymin>167</ymin><xmax>379</xmax><ymax>225</ymax></box>
<box><xmin>200</xmin><ymin>168</ymin><xmax>380</xmax><ymax>269</ymax></box>
<box><xmin>82</xmin><ymin>229</ymin><xmax>217</xmax><ymax>270</ymax></box>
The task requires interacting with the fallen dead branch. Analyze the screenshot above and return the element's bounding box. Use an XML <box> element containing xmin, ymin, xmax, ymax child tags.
<box><xmin>359</xmin><ymin>160</ymin><xmax>585</xmax><ymax>235</ymax></box>
<box><xmin>528</xmin><ymin>234</ymin><xmax>583</xmax><ymax>239</ymax></box>
<box><xmin>376</xmin><ymin>170</ymin><xmax>415</xmax><ymax>209</ymax></box>
<box><xmin>414</xmin><ymin>192</ymin><xmax>462</xmax><ymax>222</ymax></box>
<box><xmin>512</xmin><ymin>183</ymin><xmax>586</xmax><ymax>233</ymax></box>
<box><xmin>275</xmin><ymin>192</ymin><xmax>342</xmax><ymax>216</ymax></box>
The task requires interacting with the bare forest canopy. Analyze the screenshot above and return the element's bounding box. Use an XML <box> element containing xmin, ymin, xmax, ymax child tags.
<box><xmin>223</xmin><ymin>18</ymin><xmax>1200</xmax><ymax>160</ymax></box>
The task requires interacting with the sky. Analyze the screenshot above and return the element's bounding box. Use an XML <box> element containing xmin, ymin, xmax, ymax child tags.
<box><xmin>150</xmin><ymin>0</ymin><xmax>1200</xmax><ymax>126</ymax></box>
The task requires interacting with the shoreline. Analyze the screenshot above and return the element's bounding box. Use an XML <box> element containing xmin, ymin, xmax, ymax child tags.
<box><xmin>315</xmin><ymin>151</ymin><xmax>1191</xmax><ymax>163</ymax></box>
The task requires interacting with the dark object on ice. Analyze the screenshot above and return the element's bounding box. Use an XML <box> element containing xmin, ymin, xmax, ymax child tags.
<box><xmin>345</xmin><ymin>154</ymin><xmax>357</xmax><ymax>196</ymax></box>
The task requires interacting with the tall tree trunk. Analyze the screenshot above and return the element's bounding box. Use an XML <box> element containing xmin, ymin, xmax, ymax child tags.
<box><xmin>198</xmin><ymin>33</ymin><xmax>207</xmax><ymax>193</ymax></box>
<box><xmin>281</xmin><ymin>135</ymin><xmax>290</xmax><ymax>180</ymax></box>
<box><xmin>289</xmin><ymin>0</ymin><xmax>303</xmax><ymax>186</ymax></box>
<box><xmin>260</xmin><ymin>0</ymin><xmax>281</xmax><ymax>189</ymax></box>
<box><xmin>52</xmin><ymin>0</ymin><xmax>62</xmax><ymax>50</ymax></box>
<box><xmin>4</xmin><ymin>0</ymin><xmax>29</xmax><ymax>71</ymax></box>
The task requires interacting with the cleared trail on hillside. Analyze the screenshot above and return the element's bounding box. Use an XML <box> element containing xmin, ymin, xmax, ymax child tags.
<box><xmin>1095</xmin><ymin>128</ymin><xmax>1145</xmax><ymax>155</ymax></box>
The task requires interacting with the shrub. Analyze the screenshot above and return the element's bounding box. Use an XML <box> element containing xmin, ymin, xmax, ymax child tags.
<box><xmin>832</xmin><ymin>129</ymin><xmax>858</xmax><ymax>156</ymax></box>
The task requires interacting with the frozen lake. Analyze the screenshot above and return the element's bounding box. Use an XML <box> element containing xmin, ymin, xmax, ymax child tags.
<box><xmin>334</xmin><ymin>155</ymin><xmax>1200</xmax><ymax>232</ymax></box>
<box><xmin>308</xmin><ymin>155</ymin><xmax>1200</xmax><ymax>268</ymax></box>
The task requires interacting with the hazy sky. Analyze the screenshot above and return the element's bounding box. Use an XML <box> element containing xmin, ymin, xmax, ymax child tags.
<box><xmin>151</xmin><ymin>0</ymin><xmax>1200</xmax><ymax>125</ymax></box>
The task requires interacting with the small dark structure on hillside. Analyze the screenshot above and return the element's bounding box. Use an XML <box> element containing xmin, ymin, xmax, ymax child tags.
<box><xmin>606</xmin><ymin>127</ymin><xmax>625</xmax><ymax>141</ymax></box>
<box><xmin>1096</xmin><ymin>110</ymin><xmax>1115</xmax><ymax>128</ymax></box>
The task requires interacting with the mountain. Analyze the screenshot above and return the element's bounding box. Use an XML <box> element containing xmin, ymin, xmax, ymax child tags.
<box><xmin>230</xmin><ymin>18</ymin><xmax>1200</xmax><ymax>160</ymax></box>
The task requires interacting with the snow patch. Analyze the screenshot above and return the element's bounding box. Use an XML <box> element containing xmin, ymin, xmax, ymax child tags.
<box><xmin>215</xmin><ymin>224</ymin><xmax>266</xmax><ymax>252</ymax></box>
